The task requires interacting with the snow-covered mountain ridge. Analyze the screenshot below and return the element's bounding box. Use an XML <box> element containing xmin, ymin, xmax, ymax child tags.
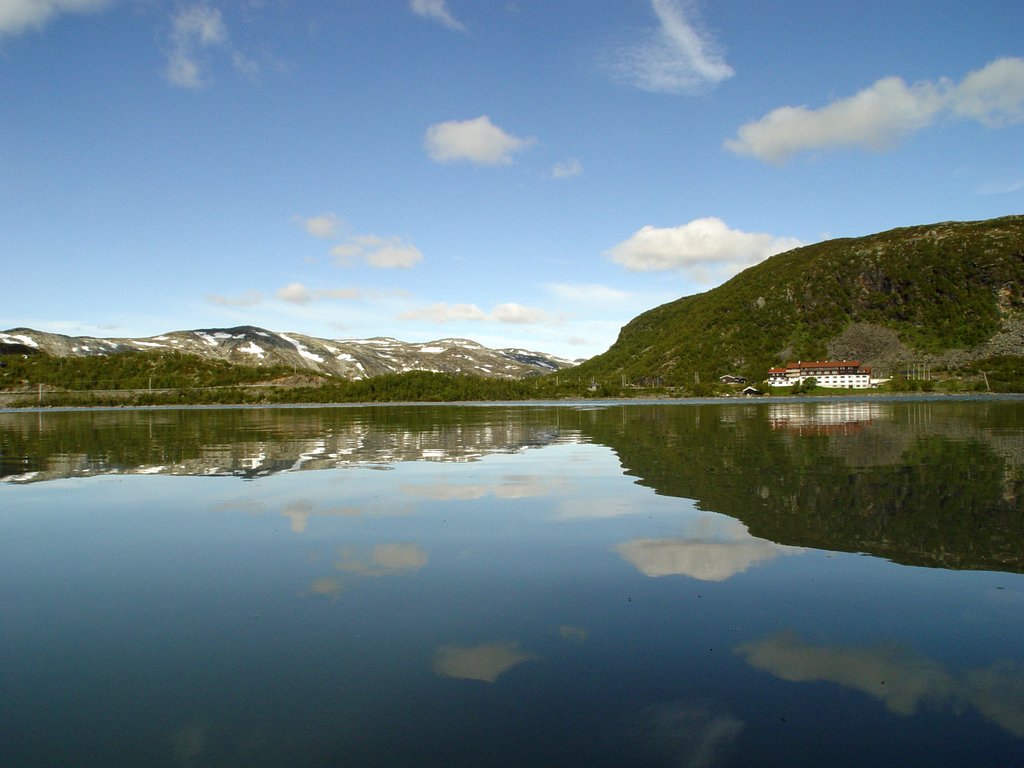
<box><xmin>0</xmin><ymin>326</ymin><xmax>582</xmax><ymax>380</ymax></box>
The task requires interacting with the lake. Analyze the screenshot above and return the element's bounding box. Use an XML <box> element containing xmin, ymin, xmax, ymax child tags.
<box><xmin>2</xmin><ymin>399</ymin><xmax>1024</xmax><ymax>767</ymax></box>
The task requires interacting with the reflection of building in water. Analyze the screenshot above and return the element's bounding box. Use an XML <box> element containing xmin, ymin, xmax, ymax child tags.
<box><xmin>769</xmin><ymin>402</ymin><xmax>891</xmax><ymax>436</ymax></box>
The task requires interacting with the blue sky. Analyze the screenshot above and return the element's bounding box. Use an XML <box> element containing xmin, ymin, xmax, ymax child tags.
<box><xmin>2</xmin><ymin>0</ymin><xmax>1022</xmax><ymax>359</ymax></box>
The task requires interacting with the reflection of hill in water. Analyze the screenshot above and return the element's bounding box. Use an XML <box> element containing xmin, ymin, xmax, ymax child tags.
<box><xmin>3</xmin><ymin>400</ymin><xmax>1024</xmax><ymax>573</ymax></box>
<box><xmin>579</xmin><ymin>400</ymin><xmax>1024</xmax><ymax>573</ymax></box>
<box><xmin>0</xmin><ymin>407</ymin><xmax>575</xmax><ymax>482</ymax></box>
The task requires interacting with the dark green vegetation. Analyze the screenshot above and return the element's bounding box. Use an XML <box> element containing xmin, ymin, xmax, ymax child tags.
<box><xmin>575</xmin><ymin>215</ymin><xmax>1024</xmax><ymax>386</ymax></box>
<box><xmin>581</xmin><ymin>401</ymin><xmax>1024</xmax><ymax>572</ymax></box>
<box><xmin>0</xmin><ymin>351</ymin><xmax>602</xmax><ymax>406</ymax></box>
<box><xmin>0</xmin><ymin>349</ymin><xmax>298</xmax><ymax>390</ymax></box>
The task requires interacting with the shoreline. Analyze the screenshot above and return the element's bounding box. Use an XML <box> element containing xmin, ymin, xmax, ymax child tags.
<box><xmin>3</xmin><ymin>391</ymin><xmax>1022</xmax><ymax>415</ymax></box>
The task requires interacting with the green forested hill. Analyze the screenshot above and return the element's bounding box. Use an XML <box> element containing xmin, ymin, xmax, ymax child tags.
<box><xmin>577</xmin><ymin>215</ymin><xmax>1024</xmax><ymax>385</ymax></box>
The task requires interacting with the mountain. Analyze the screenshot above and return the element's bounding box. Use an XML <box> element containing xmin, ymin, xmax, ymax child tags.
<box><xmin>575</xmin><ymin>215</ymin><xmax>1024</xmax><ymax>385</ymax></box>
<box><xmin>0</xmin><ymin>326</ymin><xmax>580</xmax><ymax>380</ymax></box>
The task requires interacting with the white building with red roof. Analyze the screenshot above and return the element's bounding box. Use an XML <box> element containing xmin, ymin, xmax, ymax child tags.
<box><xmin>766</xmin><ymin>360</ymin><xmax>873</xmax><ymax>389</ymax></box>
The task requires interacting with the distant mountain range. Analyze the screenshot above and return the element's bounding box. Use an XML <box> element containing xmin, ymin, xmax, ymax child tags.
<box><xmin>0</xmin><ymin>325</ymin><xmax>582</xmax><ymax>380</ymax></box>
<box><xmin>575</xmin><ymin>214</ymin><xmax>1024</xmax><ymax>385</ymax></box>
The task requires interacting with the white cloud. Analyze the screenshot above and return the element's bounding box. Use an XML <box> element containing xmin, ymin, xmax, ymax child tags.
<box><xmin>544</xmin><ymin>283</ymin><xmax>632</xmax><ymax>303</ymax></box>
<box><xmin>0</xmin><ymin>0</ymin><xmax>110</xmax><ymax>36</ymax></box>
<box><xmin>206</xmin><ymin>290</ymin><xmax>263</xmax><ymax>307</ymax></box>
<box><xmin>613</xmin><ymin>0</ymin><xmax>734</xmax><ymax>94</ymax></box>
<box><xmin>725</xmin><ymin>78</ymin><xmax>946</xmax><ymax>163</ymax></box>
<box><xmin>276</xmin><ymin>282</ymin><xmax>361</xmax><ymax>304</ymax></box>
<box><xmin>424</xmin><ymin>115</ymin><xmax>535</xmax><ymax>166</ymax></box>
<box><xmin>277</xmin><ymin>282</ymin><xmax>313</xmax><ymax>304</ymax></box>
<box><xmin>400</xmin><ymin>302</ymin><xmax>487</xmax><ymax>323</ymax></box>
<box><xmin>977</xmin><ymin>179</ymin><xmax>1024</xmax><ymax>196</ymax></box>
<box><xmin>952</xmin><ymin>57</ymin><xmax>1024</xmax><ymax>126</ymax></box>
<box><xmin>491</xmin><ymin>302</ymin><xmax>550</xmax><ymax>324</ymax></box>
<box><xmin>551</xmin><ymin>158</ymin><xmax>583</xmax><ymax>178</ymax></box>
<box><xmin>727</xmin><ymin>57</ymin><xmax>1024</xmax><ymax>163</ymax></box>
<box><xmin>162</xmin><ymin>4</ymin><xmax>259</xmax><ymax>88</ymax></box>
<box><xmin>399</xmin><ymin>301</ymin><xmax>555</xmax><ymax>325</ymax></box>
<box><xmin>409</xmin><ymin>0</ymin><xmax>465</xmax><ymax>32</ymax></box>
<box><xmin>608</xmin><ymin>217</ymin><xmax>803</xmax><ymax>281</ymax></box>
<box><xmin>297</xmin><ymin>213</ymin><xmax>341</xmax><ymax>239</ymax></box>
<box><xmin>331</xmin><ymin>235</ymin><xmax>424</xmax><ymax>269</ymax></box>
<box><xmin>164</xmin><ymin>5</ymin><xmax>228</xmax><ymax>89</ymax></box>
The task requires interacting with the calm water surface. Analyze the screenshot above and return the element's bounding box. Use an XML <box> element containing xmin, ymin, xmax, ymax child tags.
<box><xmin>2</xmin><ymin>400</ymin><xmax>1024</xmax><ymax>766</ymax></box>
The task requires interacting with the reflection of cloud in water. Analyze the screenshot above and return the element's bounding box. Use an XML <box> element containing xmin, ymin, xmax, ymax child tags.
<box><xmin>738</xmin><ymin>632</ymin><xmax>1024</xmax><ymax>738</ymax></box>
<box><xmin>370</xmin><ymin>543</ymin><xmax>429</xmax><ymax>571</ymax></box>
<box><xmin>309</xmin><ymin>543</ymin><xmax>428</xmax><ymax>599</ymax></box>
<box><xmin>738</xmin><ymin>632</ymin><xmax>954</xmax><ymax>715</ymax></box>
<box><xmin>627</xmin><ymin>700</ymin><xmax>743</xmax><ymax>768</ymax></box>
<box><xmin>964</xmin><ymin>662</ymin><xmax>1024</xmax><ymax>738</ymax></box>
<box><xmin>617</xmin><ymin>537</ymin><xmax>802</xmax><ymax>581</ymax></box>
<box><xmin>308</xmin><ymin>576</ymin><xmax>346</xmax><ymax>600</ymax></box>
<box><xmin>554</xmin><ymin>497</ymin><xmax>642</xmax><ymax>520</ymax></box>
<box><xmin>433</xmin><ymin>642</ymin><xmax>536</xmax><ymax>683</ymax></box>
<box><xmin>170</xmin><ymin>721</ymin><xmax>209</xmax><ymax>765</ymax></box>
<box><xmin>281</xmin><ymin>500</ymin><xmax>362</xmax><ymax>533</ymax></box>
<box><xmin>559</xmin><ymin>625</ymin><xmax>588</xmax><ymax>643</ymax></box>
<box><xmin>214</xmin><ymin>499</ymin><xmax>266</xmax><ymax>515</ymax></box>
<box><xmin>402</xmin><ymin>474</ymin><xmax>557</xmax><ymax>501</ymax></box>
<box><xmin>335</xmin><ymin>543</ymin><xmax>429</xmax><ymax>576</ymax></box>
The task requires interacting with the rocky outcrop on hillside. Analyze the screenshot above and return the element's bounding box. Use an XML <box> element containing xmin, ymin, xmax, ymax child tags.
<box><xmin>0</xmin><ymin>326</ymin><xmax>581</xmax><ymax>381</ymax></box>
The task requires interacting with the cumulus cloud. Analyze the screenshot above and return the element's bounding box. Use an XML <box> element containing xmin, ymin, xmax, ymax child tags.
<box><xmin>277</xmin><ymin>282</ymin><xmax>312</xmax><ymax>304</ymax></box>
<box><xmin>727</xmin><ymin>57</ymin><xmax>1024</xmax><ymax>163</ymax></box>
<box><xmin>0</xmin><ymin>0</ymin><xmax>110</xmax><ymax>35</ymax></box>
<box><xmin>424</xmin><ymin>115</ymin><xmax>535</xmax><ymax>166</ymax></box>
<box><xmin>400</xmin><ymin>301</ymin><xmax>555</xmax><ymax>325</ymax></box>
<box><xmin>297</xmin><ymin>213</ymin><xmax>342</xmax><ymax>239</ymax></box>
<box><xmin>491</xmin><ymin>302</ymin><xmax>551</xmax><ymax>324</ymax></box>
<box><xmin>551</xmin><ymin>158</ymin><xmax>583</xmax><ymax>178</ymax></box>
<box><xmin>276</xmin><ymin>282</ymin><xmax>361</xmax><ymax>305</ymax></box>
<box><xmin>409</xmin><ymin>0</ymin><xmax>465</xmax><ymax>32</ymax></box>
<box><xmin>331</xmin><ymin>235</ymin><xmax>424</xmax><ymax>269</ymax></box>
<box><xmin>951</xmin><ymin>57</ymin><xmax>1024</xmax><ymax>126</ymax></box>
<box><xmin>206</xmin><ymin>290</ymin><xmax>264</xmax><ymax>307</ymax></box>
<box><xmin>608</xmin><ymin>217</ymin><xmax>803</xmax><ymax>281</ymax></box>
<box><xmin>613</xmin><ymin>0</ymin><xmax>734</xmax><ymax>94</ymax></box>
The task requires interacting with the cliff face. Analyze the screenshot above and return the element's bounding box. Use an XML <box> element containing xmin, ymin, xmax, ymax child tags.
<box><xmin>576</xmin><ymin>215</ymin><xmax>1024</xmax><ymax>383</ymax></box>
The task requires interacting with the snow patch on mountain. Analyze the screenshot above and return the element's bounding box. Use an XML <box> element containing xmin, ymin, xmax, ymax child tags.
<box><xmin>1</xmin><ymin>325</ymin><xmax>582</xmax><ymax>381</ymax></box>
